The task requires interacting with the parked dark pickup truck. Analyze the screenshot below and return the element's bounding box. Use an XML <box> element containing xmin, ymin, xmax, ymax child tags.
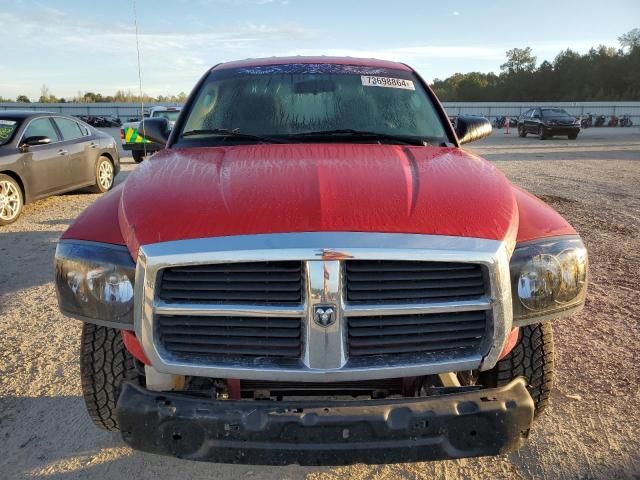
<box><xmin>55</xmin><ymin>56</ymin><xmax>588</xmax><ymax>465</ymax></box>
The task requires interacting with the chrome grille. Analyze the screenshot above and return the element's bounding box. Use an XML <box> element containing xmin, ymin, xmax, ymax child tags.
<box><xmin>137</xmin><ymin>233</ymin><xmax>511</xmax><ymax>382</ymax></box>
<box><xmin>345</xmin><ymin>260</ymin><xmax>487</xmax><ymax>304</ymax></box>
<box><xmin>158</xmin><ymin>261</ymin><xmax>303</xmax><ymax>305</ymax></box>
<box><xmin>157</xmin><ymin>314</ymin><xmax>302</xmax><ymax>358</ymax></box>
<box><xmin>347</xmin><ymin>311</ymin><xmax>488</xmax><ymax>356</ymax></box>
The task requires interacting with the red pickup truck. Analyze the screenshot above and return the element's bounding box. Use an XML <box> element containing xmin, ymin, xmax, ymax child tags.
<box><xmin>54</xmin><ymin>57</ymin><xmax>588</xmax><ymax>465</ymax></box>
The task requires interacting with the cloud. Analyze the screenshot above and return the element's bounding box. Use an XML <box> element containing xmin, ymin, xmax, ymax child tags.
<box><xmin>0</xmin><ymin>6</ymin><xmax>319</xmax><ymax>97</ymax></box>
<box><xmin>453</xmin><ymin>11</ymin><xmax>460</xmax><ymax>16</ymax></box>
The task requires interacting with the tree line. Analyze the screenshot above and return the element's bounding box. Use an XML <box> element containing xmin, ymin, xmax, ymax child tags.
<box><xmin>431</xmin><ymin>29</ymin><xmax>640</xmax><ymax>102</ymax></box>
<box><xmin>0</xmin><ymin>87</ymin><xmax>187</xmax><ymax>104</ymax></box>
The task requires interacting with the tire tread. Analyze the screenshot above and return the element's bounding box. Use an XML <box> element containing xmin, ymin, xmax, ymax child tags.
<box><xmin>80</xmin><ymin>323</ymin><xmax>138</xmax><ymax>431</ymax></box>
<box><xmin>481</xmin><ymin>321</ymin><xmax>555</xmax><ymax>416</ymax></box>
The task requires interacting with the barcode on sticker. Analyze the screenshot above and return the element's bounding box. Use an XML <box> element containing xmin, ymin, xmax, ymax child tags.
<box><xmin>361</xmin><ymin>76</ymin><xmax>415</xmax><ymax>90</ymax></box>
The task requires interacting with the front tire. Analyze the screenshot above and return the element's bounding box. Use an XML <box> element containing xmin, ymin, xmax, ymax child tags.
<box><xmin>80</xmin><ymin>323</ymin><xmax>140</xmax><ymax>431</ymax></box>
<box><xmin>90</xmin><ymin>156</ymin><xmax>114</xmax><ymax>193</ymax></box>
<box><xmin>568</xmin><ymin>132</ymin><xmax>578</xmax><ymax>140</ymax></box>
<box><xmin>132</xmin><ymin>150</ymin><xmax>145</xmax><ymax>163</ymax></box>
<box><xmin>0</xmin><ymin>174</ymin><xmax>24</xmax><ymax>226</ymax></box>
<box><xmin>538</xmin><ymin>126</ymin><xmax>547</xmax><ymax>140</ymax></box>
<box><xmin>480</xmin><ymin>322</ymin><xmax>555</xmax><ymax>417</ymax></box>
<box><xmin>518</xmin><ymin>125</ymin><xmax>527</xmax><ymax>137</ymax></box>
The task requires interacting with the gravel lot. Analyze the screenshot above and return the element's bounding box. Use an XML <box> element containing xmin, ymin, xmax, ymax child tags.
<box><xmin>1</xmin><ymin>128</ymin><xmax>639</xmax><ymax>479</ymax></box>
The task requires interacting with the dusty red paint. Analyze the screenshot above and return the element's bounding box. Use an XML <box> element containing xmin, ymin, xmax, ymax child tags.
<box><xmin>63</xmin><ymin>183</ymin><xmax>127</xmax><ymax>246</ymax></box>
<box><xmin>213</xmin><ymin>56</ymin><xmax>412</xmax><ymax>72</ymax></box>
<box><xmin>512</xmin><ymin>186</ymin><xmax>576</xmax><ymax>242</ymax></box>
<box><xmin>117</xmin><ymin>144</ymin><xmax>519</xmax><ymax>256</ymax></box>
<box><xmin>122</xmin><ymin>330</ymin><xmax>151</xmax><ymax>366</ymax></box>
<box><xmin>62</xmin><ymin>145</ymin><xmax>575</xmax><ymax>255</ymax></box>
<box><xmin>498</xmin><ymin>328</ymin><xmax>520</xmax><ymax>360</ymax></box>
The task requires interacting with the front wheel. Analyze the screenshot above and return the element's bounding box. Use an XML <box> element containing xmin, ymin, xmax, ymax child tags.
<box><xmin>568</xmin><ymin>132</ymin><xmax>578</xmax><ymax>140</ymax></box>
<box><xmin>538</xmin><ymin>126</ymin><xmax>547</xmax><ymax>140</ymax></box>
<box><xmin>80</xmin><ymin>323</ymin><xmax>140</xmax><ymax>431</ymax></box>
<box><xmin>90</xmin><ymin>156</ymin><xmax>114</xmax><ymax>193</ymax></box>
<box><xmin>0</xmin><ymin>174</ymin><xmax>24</xmax><ymax>226</ymax></box>
<box><xmin>480</xmin><ymin>322</ymin><xmax>555</xmax><ymax>416</ymax></box>
<box><xmin>132</xmin><ymin>150</ymin><xmax>145</xmax><ymax>163</ymax></box>
<box><xmin>518</xmin><ymin>125</ymin><xmax>527</xmax><ymax>137</ymax></box>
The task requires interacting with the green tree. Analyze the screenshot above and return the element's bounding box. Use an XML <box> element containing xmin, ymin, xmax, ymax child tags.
<box><xmin>619</xmin><ymin>28</ymin><xmax>640</xmax><ymax>50</ymax></box>
<box><xmin>500</xmin><ymin>47</ymin><xmax>537</xmax><ymax>74</ymax></box>
<box><xmin>16</xmin><ymin>95</ymin><xmax>31</xmax><ymax>103</ymax></box>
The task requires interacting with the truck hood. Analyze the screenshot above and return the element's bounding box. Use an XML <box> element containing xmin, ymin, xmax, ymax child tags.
<box><xmin>119</xmin><ymin>144</ymin><xmax>518</xmax><ymax>254</ymax></box>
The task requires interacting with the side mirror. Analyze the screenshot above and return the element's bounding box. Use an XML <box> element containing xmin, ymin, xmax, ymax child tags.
<box><xmin>139</xmin><ymin>118</ymin><xmax>170</xmax><ymax>145</ymax></box>
<box><xmin>20</xmin><ymin>135</ymin><xmax>51</xmax><ymax>151</ymax></box>
<box><xmin>455</xmin><ymin>116</ymin><xmax>492</xmax><ymax>145</ymax></box>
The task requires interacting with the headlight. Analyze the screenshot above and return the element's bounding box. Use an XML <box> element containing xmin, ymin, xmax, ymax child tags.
<box><xmin>510</xmin><ymin>236</ymin><xmax>587</xmax><ymax>325</ymax></box>
<box><xmin>55</xmin><ymin>241</ymin><xmax>135</xmax><ymax>328</ymax></box>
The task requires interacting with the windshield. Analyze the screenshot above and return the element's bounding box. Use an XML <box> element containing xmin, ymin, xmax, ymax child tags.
<box><xmin>179</xmin><ymin>64</ymin><xmax>448</xmax><ymax>144</ymax></box>
<box><xmin>0</xmin><ymin>119</ymin><xmax>20</xmax><ymax>146</ymax></box>
<box><xmin>153</xmin><ymin>110</ymin><xmax>180</xmax><ymax>122</ymax></box>
<box><xmin>541</xmin><ymin>108</ymin><xmax>571</xmax><ymax>117</ymax></box>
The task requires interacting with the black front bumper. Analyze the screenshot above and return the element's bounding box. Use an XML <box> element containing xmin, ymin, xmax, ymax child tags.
<box><xmin>122</xmin><ymin>143</ymin><xmax>162</xmax><ymax>152</ymax></box>
<box><xmin>546</xmin><ymin>126</ymin><xmax>580</xmax><ymax>134</ymax></box>
<box><xmin>116</xmin><ymin>378</ymin><xmax>534</xmax><ymax>465</ymax></box>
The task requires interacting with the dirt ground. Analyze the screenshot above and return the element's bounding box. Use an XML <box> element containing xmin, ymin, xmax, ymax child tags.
<box><xmin>1</xmin><ymin>128</ymin><xmax>639</xmax><ymax>479</ymax></box>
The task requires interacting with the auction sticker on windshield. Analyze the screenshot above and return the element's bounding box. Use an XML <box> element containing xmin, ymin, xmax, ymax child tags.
<box><xmin>361</xmin><ymin>76</ymin><xmax>415</xmax><ymax>90</ymax></box>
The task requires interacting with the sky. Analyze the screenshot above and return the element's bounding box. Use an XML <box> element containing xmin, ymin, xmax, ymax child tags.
<box><xmin>0</xmin><ymin>0</ymin><xmax>638</xmax><ymax>100</ymax></box>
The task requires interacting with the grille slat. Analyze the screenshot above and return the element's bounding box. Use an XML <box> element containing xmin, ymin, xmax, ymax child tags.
<box><xmin>345</xmin><ymin>260</ymin><xmax>487</xmax><ymax>304</ymax></box>
<box><xmin>347</xmin><ymin>278</ymin><xmax>485</xmax><ymax>291</ymax></box>
<box><xmin>159</xmin><ymin>316</ymin><xmax>299</xmax><ymax>329</ymax></box>
<box><xmin>345</xmin><ymin>261</ymin><xmax>477</xmax><ymax>272</ymax></box>
<box><xmin>159</xmin><ymin>261</ymin><xmax>303</xmax><ymax>305</ymax></box>
<box><xmin>160</xmin><ymin>326</ymin><xmax>300</xmax><ymax>338</ymax></box>
<box><xmin>349</xmin><ymin>322</ymin><xmax>487</xmax><ymax>337</ymax></box>
<box><xmin>163</xmin><ymin>343</ymin><xmax>301</xmax><ymax>357</ymax></box>
<box><xmin>347</xmin><ymin>310</ymin><xmax>487</xmax><ymax>357</ymax></box>
<box><xmin>348</xmin><ymin>311</ymin><xmax>486</xmax><ymax>328</ymax></box>
<box><xmin>162</xmin><ymin>272</ymin><xmax>301</xmax><ymax>283</ymax></box>
<box><xmin>348</xmin><ymin>339</ymin><xmax>480</xmax><ymax>356</ymax></box>
<box><xmin>349</xmin><ymin>329</ymin><xmax>486</xmax><ymax>347</ymax></box>
<box><xmin>347</xmin><ymin>286</ymin><xmax>486</xmax><ymax>301</ymax></box>
<box><xmin>158</xmin><ymin>314</ymin><xmax>302</xmax><ymax>358</ymax></box>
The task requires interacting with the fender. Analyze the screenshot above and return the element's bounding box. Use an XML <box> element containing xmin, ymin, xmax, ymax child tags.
<box><xmin>61</xmin><ymin>183</ymin><xmax>127</xmax><ymax>246</ymax></box>
<box><xmin>513</xmin><ymin>186</ymin><xmax>576</xmax><ymax>243</ymax></box>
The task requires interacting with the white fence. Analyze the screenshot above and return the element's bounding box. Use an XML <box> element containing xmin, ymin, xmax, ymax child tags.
<box><xmin>443</xmin><ymin>102</ymin><xmax>640</xmax><ymax>121</ymax></box>
<box><xmin>1</xmin><ymin>101</ymin><xmax>639</xmax><ymax>121</ymax></box>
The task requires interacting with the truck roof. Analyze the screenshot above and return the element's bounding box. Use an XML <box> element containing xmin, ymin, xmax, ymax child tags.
<box><xmin>213</xmin><ymin>56</ymin><xmax>413</xmax><ymax>72</ymax></box>
<box><xmin>150</xmin><ymin>106</ymin><xmax>182</xmax><ymax>112</ymax></box>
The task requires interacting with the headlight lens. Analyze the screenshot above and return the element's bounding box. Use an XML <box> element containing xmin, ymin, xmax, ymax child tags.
<box><xmin>55</xmin><ymin>241</ymin><xmax>135</xmax><ymax>327</ymax></box>
<box><xmin>510</xmin><ymin>237</ymin><xmax>587</xmax><ymax>324</ymax></box>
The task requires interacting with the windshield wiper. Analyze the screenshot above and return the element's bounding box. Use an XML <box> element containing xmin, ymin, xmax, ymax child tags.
<box><xmin>182</xmin><ymin>128</ymin><xmax>286</xmax><ymax>144</ymax></box>
<box><xmin>290</xmin><ymin>129</ymin><xmax>428</xmax><ymax>146</ymax></box>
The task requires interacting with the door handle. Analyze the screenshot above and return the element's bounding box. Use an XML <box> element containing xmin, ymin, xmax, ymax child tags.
<box><xmin>89</xmin><ymin>142</ymin><xmax>97</xmax><ymax>148</ymax></box>
<box><xmin>57</xmin><ymin>149</ymin><xmax>68</xmax><ymax>155</ymax></box>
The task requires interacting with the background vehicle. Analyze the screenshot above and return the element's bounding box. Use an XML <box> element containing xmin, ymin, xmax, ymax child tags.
<box><xmin>594</xmin><ymin>114</ymin><xmax>606</xmax><ymax>127</ymax></box>
<box><xmin>580</xmin><ymin>113</ymin><xmax>593</xmax><ymax>128</ymax></box>
<box><xmin>55</xmin><ymin>57</ymin><xmax>587</xmax><ymax>465</ymax></box>
<box><xmin>620</xmin><ymin>114</ymin><xmax>633</xmax><ymax>127</ymax></box>
<box><xmin>608</xmin><ymin>115</ymin><xmax>619</xmax><ymax>127</ymax></box>
<box><xmin>120</xmin><ymin>106</ymin><xmax>181</xmax><ymax>163</ymax></box>
<box><xmin>517</xmin><ymin>107</ymin><xmax>580</xmax><ymax>139</ymax></box>
<box><xmin>493</xmin><ymin>116</ymin><xmax>506</xmax><ymax>128</ymax></box>
<box><xmin>0</xmin><ymin>111</ymin><xmax>119</xmax><ymax>225</ymax></box>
